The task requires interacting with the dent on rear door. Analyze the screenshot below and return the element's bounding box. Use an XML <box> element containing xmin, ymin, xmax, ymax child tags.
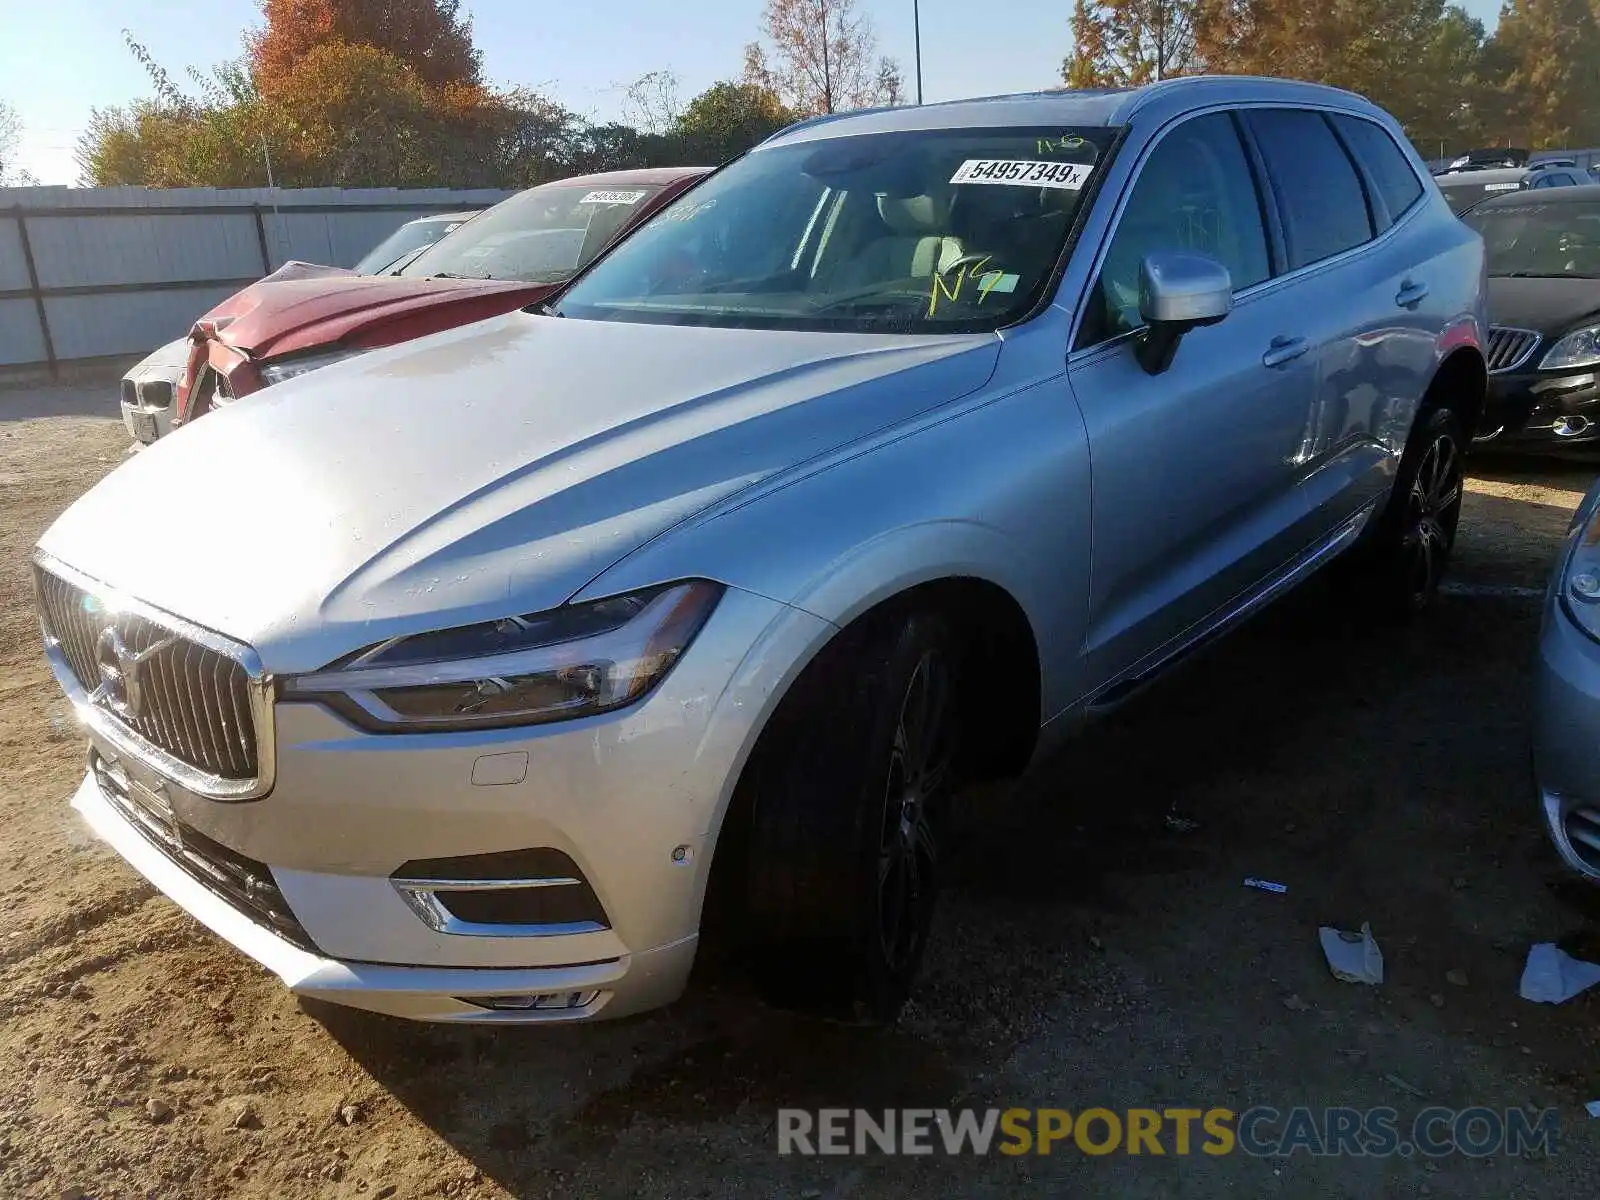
<box><xmin>1302</xmin><ymin>223</ymin><xmax>1446</xmax><ymax>531</ymax></box>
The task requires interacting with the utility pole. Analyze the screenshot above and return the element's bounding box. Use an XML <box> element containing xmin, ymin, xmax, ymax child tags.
<box><xmin>913</xmin><ymin>0</ymin><xmax>923</xmax><ymax>104</ymax></box>
<box><xmin>820</xmin><ymin>0</ymin><xmax>833</xmax><ymax>113</ymax></box>
<box><xmin>261</xmin><ymin>135</ymin><xmax>280</xmax><ymax>272</ymax></box>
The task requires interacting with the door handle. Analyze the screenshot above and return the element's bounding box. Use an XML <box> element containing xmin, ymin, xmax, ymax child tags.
<box><xmin>1395</xmin><ymin>280</ymin><xmax>1429</xmax><ymax>307</ymax></box>
<box><xmin>1262</xmin><ymin>335</ymin><xmax>1309</xmax><ymax>368</ymax></box>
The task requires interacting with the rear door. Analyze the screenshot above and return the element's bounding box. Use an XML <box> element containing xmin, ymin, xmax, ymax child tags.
<box><xmin>1241</xmin><ymin>108</ymin><xmax>1439</xmax><ymax>537</ymax></box>
<box><xmin>1067</xmin><ymin>110</ymin><xmax>1316</xmax><ymax>687</ymax></box>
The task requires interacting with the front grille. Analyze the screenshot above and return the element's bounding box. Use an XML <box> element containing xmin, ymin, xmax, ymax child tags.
<box><xmin>1564</xmin><ymin>805</ymin><xmax>1600</xmax><ymax>873</ymax></box>
<box><xmin>35</xmin><ymin>566</ymin><xmax>259</xmax><ymax>782</ymax></box>
<box><xmin>1486</xmin><ymin>326</ymin><xmax>1541</xmax><ymax>374</ymax></box>
<box><xmin>91</xmin><ymin>753</ymin><xmax>318</xmax><ymax>953</ymax></box>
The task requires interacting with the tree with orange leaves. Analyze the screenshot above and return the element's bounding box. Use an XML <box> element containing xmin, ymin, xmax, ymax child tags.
<box><xmin>248</xmin><ymin>0</ymin><xmax>481</xmax><ymax>93</ymax></box>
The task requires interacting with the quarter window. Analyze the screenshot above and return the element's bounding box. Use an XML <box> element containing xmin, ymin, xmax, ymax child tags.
<box><xmin>1083</xmin><ymin>112</ymin><xmax>1271</xmax><ymax>346</ymax></box>
<box><xmin>1246</xmin><ymin>109</ymin><xmax>1374</xmax><ymax>270</ymax></box>
<box><xmin>1330</xmin><ymin>114</ymin><xmax>1425</xmax><ymax>224</ymax></box>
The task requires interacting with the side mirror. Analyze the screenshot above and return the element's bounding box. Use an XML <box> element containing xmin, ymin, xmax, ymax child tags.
<box><xmin>1135</xmin><ymin>252</ymin><xmax>1233</xmax><ymax>375</ymax></box>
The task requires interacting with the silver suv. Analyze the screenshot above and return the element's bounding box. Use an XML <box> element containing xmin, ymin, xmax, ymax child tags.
<box><xmin>36</xmin><ymin>76</ymin><xmax>1487</xmax><ymax>1025</ymax></box>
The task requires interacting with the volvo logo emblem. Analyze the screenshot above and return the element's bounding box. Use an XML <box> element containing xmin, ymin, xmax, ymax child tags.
<box><xmin>92</xmin><ymin>625</ymin><xmax>174</xmax><ymax>719</ymax></box>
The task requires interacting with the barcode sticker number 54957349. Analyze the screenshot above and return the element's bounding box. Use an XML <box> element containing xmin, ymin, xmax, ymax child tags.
<box><xmin>949</xmin><ymin>159</ymin><xmax>1092</xmax><ymax>190</ymax></box>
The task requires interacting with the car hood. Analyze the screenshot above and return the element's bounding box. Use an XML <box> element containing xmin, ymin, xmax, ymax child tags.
<box><xmin>41</xmin><ymin>311</ymin><xmax>999</xmax><ymax>673</ymax></box>
<box><xmin>1486</xmin><ymin>275</ymin><xmax>1600</xmax><ymax>337</ymax></box>
<box><xmin>200</xmin><ymin>262</ymin><xmax>550</xmax><ymax>361</ymax></box>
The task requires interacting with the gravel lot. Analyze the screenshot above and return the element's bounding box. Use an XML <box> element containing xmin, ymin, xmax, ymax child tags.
<box><xmin>3</xmin><ymin>381</ymin><xmax>1599</xmax><ymax>1198</ymax></box>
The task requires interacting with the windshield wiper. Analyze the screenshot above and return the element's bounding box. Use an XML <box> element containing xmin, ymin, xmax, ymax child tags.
<box><xmin>429</xmin><ymin>271</ymin><xmax>479</xmax><ymax>280</ymax></box>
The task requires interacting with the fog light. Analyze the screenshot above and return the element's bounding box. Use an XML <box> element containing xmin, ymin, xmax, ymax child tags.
<box><xmin>464</xmin><ymin>990</ymin><xmax>600</xmax><ymax>1012</ymax></box>
<box><xmin>1554</xmin><ymin>415</ymin><xmax>1591</xmax><ymax>438</ymax></box>
<box><xmin>1572</xmin><ymin>573</ymin><xmax>1600</xmax><ymax>602</ymax></box>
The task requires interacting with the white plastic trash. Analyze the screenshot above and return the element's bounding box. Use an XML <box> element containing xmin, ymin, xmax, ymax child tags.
<box><xmin>1519</xmin><ymin>943</ymin><xmax>1600</xmax><ymax>1004</ymax></box>
<box><xmin>1319</xmin><ymin>923</ymin><xmax>1385</xmax><ymax>985</ymax></box>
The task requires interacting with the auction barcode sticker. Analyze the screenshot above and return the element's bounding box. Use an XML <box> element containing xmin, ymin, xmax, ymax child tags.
<box><xmin>950</xmin><ymin>159</ymin><xmax>1092</xmax><ymax>189</ymax></box>
<box><xmin>579</xmin><ymin>189</ymin><xmax>649</xmax><ymax>205</ymax></box>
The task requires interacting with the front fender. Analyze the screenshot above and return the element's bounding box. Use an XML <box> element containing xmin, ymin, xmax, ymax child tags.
<box><xmin>571</xmin><ymin>374</ymin><xmax>1094</xmax><ymax>718</ymax></box>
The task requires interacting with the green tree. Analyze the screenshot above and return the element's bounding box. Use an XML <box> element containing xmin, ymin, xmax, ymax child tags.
<box><xmin>1407</xmin><ymin>6</ymin><xmax>1491</xmax><ymax>155</ymax></box>
<box><xmin>671</xmin><ymin>81</ymin><xmax>796</xmax><ymax>163</ymax></box>
<box><xmin>1062</xmin><ymin>0</ymin><xmax>1199</xmax><ymax>87</ymax></box>
<box><xmin>0</xmin><ymin>100</ymin><xmax>34</xmax><ymax>185</ymax></box>
<box><xmin>1482</xmin><ymin>0</ymin><xmax>1600</xmax><ymax>146</ymax></box>
<box><xmin>1192</xmin><ymin>0</ymin><xmax>1496</xmax><ymax>153</ymax></box>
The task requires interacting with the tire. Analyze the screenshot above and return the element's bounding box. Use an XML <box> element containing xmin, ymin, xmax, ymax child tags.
<box><xmin>1348</xmin><ymin>405</ymin><xmax>1467</xmax><ymax>618</ymax></box>
<box><xmin>742</xmin><ymin>609</ymin><xmax>961</xmax><ymax>1024</ymax></box>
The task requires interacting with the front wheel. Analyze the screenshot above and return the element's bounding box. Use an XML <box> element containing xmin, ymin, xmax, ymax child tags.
<box><xmin>741</xmin><ymin>610</ymin><xmax>961</xmax><ymax>1024</ymax></box>
<box><xmin>1348</xmin><ymin>405</ymin><xmax>1467</xmax><ymax>618</ymax></box>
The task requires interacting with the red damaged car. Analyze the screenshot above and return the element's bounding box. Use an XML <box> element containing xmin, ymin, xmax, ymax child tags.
<box><xmin>174</xmin><ymin>166</ymin><xmax>710</xmax><ymax>426</ymax></box>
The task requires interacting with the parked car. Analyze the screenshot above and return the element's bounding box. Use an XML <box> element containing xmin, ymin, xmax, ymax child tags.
<box><xmin>1534</xmin><ymin>475</ymin><xmax>1600</xmax><ymax>880</ymax></box>
<box><xmin>117</xmin><ymin>337</ymin><xmax>191</xmax><ymax>444</ymax></box>
<box><xmin>1445</xmin><ymin>147</ymin><xmax>1530</xmax><ymax>172</ymax></box>
<box><xmin>1532</xmin><ymin>148</ymin><xmax>1600</xmax><ymax>177</ymax></box>
<box><xmin>1524</xmin><ymin>164</ymin><xmax>1593</xmax><ymax>192</ymax></box>
<box><xmin>35</xmin><ymin>76</ymin><xmax>1487</xmax><ymax>1025</ymax></box>
<box><xmin>1436</xmin><ymin>167</ymin><xmax>1532</xmax><ymax>215</ymax></box>
<box><xmin>1461</xmin><ymin>186</ymin><xmax>1600</xmax><ymax>451</ymax></box>
<box><xmin>350</xmin><ymin>210</ymin><xmax>481</xmax><ymax>275</ymax></box>
<box><xmin>119</xmin><ymin>211</ymin><xmax>484</xmax><ymax>445</ymax></box>
<box><xmin>172</xmin><ymin>167</ymin><xmax>710</xmax><ymax>426</ymax></box>
<box><xmin>1439</xmin><ymin>164</ymin><xmax>1586</xmax><ymax>216</ymax></box>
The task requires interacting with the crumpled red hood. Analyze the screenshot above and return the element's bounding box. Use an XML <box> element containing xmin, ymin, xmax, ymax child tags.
<box><xmin>196</xmin><ymin>260</ymin><xmax>553</xmax><ymax>361</ymax></box>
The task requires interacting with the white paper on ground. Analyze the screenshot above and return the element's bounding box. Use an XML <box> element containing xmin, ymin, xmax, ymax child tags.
<box><xmin>1519</xmin><ymin>942</ymin><xmax>1600</xmax><ymax>1003</ymax></box>
<box><xmin>1319</xmin><ymin>923</ymin><xmax>1385</xmax><ymax>985</ymax></box>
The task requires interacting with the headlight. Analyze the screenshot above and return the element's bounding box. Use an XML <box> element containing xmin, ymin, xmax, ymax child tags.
<box><xmin>1562</xmin><ymin>502</ymin><xmax>1600</xmax><ymax>641</ymax></box>
<box><xmin>258</xmin><ymin>347</ymin><xmax>366</xmax><ymax>387</ymax></box>
<box><xmin>283</xmin><ymin>581</ymin><xmax>723</xmax><ymax>732</ymax></box>
<box><xmin>1540</xmin><ymin>325</ymin><xmax>1600</xmax><ymax>371</ymax></box>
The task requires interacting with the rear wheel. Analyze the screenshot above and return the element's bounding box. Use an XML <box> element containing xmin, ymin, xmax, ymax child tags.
<box><xmin>1348</xmin><ymin>405</ymin><xmax>1467</xmax><ymax>618</ymax></box>
<box><xmin>742</xmin><ymin>609</ymin><xmax>960</xmax><ymax>1023</ymax></box>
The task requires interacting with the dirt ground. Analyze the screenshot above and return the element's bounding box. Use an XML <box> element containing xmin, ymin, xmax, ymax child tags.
<box><xmin>3</xmin><ymin>381</ymin><xmax>1599</xmax><ymax>1199</ymax></box>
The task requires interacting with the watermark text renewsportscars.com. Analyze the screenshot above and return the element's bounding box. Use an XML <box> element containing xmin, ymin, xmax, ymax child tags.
<box><xmin>777</xmin><ymin>1106</ymin><xmax>1560</xmax><ymax>1158</ymax></box>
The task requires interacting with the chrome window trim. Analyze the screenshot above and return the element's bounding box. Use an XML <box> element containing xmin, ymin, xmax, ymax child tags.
<box><xmin>33</xmin><ymin>549</ymin><xmax>277</xmax><ymax>801</ymax></box>
<box><xmin>1065</xmin><ymin>100</ymin><xmax>1426</xmax><ymax>361</ymax></box>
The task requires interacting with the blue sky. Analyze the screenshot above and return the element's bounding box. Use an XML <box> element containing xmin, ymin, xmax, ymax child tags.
<box><xmin>3</xmin><ymin>0</ymin><xmax>1506</xmax><ymax>185</ymax></box>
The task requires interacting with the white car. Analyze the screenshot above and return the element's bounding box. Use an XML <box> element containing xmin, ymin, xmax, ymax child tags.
<box><xmin>118</xmin><ymin>338</ymin><xmax>191</xmax><ymax>444</ymax></box>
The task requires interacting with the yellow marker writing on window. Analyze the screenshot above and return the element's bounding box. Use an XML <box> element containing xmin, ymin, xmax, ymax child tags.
<box><xmin>927</xmin><ymin>257</ymin><xmax>991</xmax><ymax>317</ymax></box>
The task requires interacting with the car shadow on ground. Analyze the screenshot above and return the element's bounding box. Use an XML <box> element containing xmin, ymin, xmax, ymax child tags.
<box><xmin>308</xmin><ymin>482</ymin><xmax>1600</xmax><ymax>1197</ymax></box>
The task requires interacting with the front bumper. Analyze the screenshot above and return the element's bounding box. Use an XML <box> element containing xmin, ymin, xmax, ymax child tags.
<box><xmin>119</xmin><ymin>399</ymin><xmax>174</xmax><ymax>444</ymax></box>
<box><xmin>74</xmin><ymin>771</ymin><xmax>693</xmax><ymax>1021</ymax></box>
<box><xmin>56</xmin><ymin>585</ymin><xmax>835</xmax><ymax>1022</ymax></box>
<box><xmin>1477</xmin><ymin>367</ymin><xmax>1600</xmax><ymax>452</ymax></box>
<box><xmin>1533</xmin><ymin>575</ymin><xmax>1600</xmax><ymax>882</ymax></box>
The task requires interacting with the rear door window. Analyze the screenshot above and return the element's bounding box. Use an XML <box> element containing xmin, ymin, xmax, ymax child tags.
<box><xmin>1245</xmin><ymin>109</ymin><xmax>1374</xmax><ymax>270</ymax></box>
<box><xmin>1330</xmin><ymin>114</ymin><xmax>1425</xmax><ymax>224</ymax></box>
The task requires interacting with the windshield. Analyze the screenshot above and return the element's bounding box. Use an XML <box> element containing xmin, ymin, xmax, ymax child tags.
<box><xmin>552</xmin><ymin>126</ymin><xmax>1114</xmax><ymax>333</ymax></box>
<box><xmin>1464</xmin><ymin>200</ymin><xmax>1600</xmax><ymax>278</ymax></box>
<box><xmin>399</xmin><ymin>184</ymin><xmax>662</xmax><ymax>283</ymax></box>
<box><xmin>353</xmin><ymin>216</ymin><xmax>468</xmax><ymax>275</ymax></box>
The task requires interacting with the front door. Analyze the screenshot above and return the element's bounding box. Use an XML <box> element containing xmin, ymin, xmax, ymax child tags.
<box><xmin>1066</xmin><ymin>110</ymin><xmax>1317</xmax><ymax>690</ymax></box>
